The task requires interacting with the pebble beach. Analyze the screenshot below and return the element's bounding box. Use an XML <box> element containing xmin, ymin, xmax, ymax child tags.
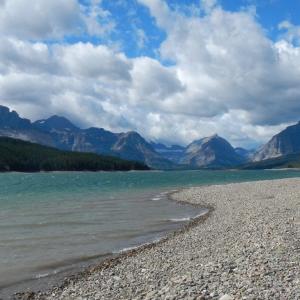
<box><xmin>23</xmin><ymin>178</ymin><xmax>300</xmax><ymax>300</ymax></box>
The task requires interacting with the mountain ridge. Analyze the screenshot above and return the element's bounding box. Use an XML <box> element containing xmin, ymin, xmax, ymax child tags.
<box><xmin>6</xmin><ymin>105</ymin><xmax>300</xmax><ymax>169</ymax></box>
<box><xmin>34</xmin><ymin>115</ymin><xmax>80</xmax><ymax>132</ymax></box>
<box><xmin>0</xmin><ymin>105</ymin><xmax>173</xmax><ymax>169</ymax></box>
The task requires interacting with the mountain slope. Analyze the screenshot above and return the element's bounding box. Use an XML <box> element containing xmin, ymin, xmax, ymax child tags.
<box><xmin>0</xmin><ymin>105</ymin><xmax>172</xmax><ymax>169</ymax></box>
<box><xmin>180</xmin><ymin>134</ymin><xmax>244</xmax><ymax>168</ymax></box>
<box><xmin>112</xmin><ymin>132</ymin><xmax>175</xmax><ymax>169</ymax></box>
<box><xmin>0</xmin><ymin>137</ymin><xmax>149</xmax><ymax>172</ymax></box>
<box><xmin>253</xmin><ymin>122</ymin><xmax>300</xmax><ymax>161</ymax></box>
<box><xmin>72</xmin><ymin>127</ymin><xmax>119</xmax><ymax>154</ymax></box>
<box><xmin>150</xmin><ymin>142</ymin><xmax>185</xmax><ymax>163</ymax></box>
<box><xmin>235</xmin><ymin>147</ymin><xmax>255</xmax><ymax>161</ymax></box>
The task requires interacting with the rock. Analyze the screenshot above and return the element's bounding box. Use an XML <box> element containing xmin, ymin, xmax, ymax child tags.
<box><xmin>219</xmin><ymin>294</ymin><xmax>234</xmax><ymax>300</ymax></box>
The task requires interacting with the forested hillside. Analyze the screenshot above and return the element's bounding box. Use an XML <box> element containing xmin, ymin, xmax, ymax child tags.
<box><xmin>240</xmin><ymin>153</ymin><xmax>300</xmax><ymax>170</ymax></box>
<box><xmin>0</xmin><ymin>137</ymin><xmax>149</xmax><ymax>172</ymax></box>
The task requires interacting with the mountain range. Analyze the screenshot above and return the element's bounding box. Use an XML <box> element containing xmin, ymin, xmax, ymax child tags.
<box><xmin>0</xmin><ymin>106</ymin><xmax>173</xmax><ymax>169</ymax></box>
<box><xmin>1</xmin><ymin>104</ymin><xmax>300</xmax><ymax>169</ymax></box>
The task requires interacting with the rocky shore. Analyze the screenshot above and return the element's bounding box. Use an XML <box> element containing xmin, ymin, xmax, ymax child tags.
<box><xmin>28</xmin><ymin>179</ymin><xmax>300</xmax><ymax>299</ymax></box>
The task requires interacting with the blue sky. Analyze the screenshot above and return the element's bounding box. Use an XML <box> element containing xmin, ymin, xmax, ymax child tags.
<box><xmin>75</xmin><ymin>0</ymin><xmax>300</xmax><ymax>58</ymax></box>
<box><xmin>0</xmin><ymin>0</ymin><xmax>300</xmax><ymax>148</ymax></box>
<box><xmin>75</xmin><ymin>0</ymin><xmax>167</xmax><ymax>58</ymax></box>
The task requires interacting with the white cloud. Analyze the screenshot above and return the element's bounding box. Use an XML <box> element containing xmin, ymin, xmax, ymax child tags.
<box><xmin>138</xmin><ymin>1</ymin><xmax>300</xmax><ymax>138</ymax></box>
<box><xmin>1</xmin><ymin>0</ymin><xmax>300</xmax><ymax>148</ymax></box>
<box><xmin>82</xmin><ymin>0</ymin><xmax>116</xmax><ymax>37</ymax></box>
<box><xmin>278</xmin><ymin>20</ymin><xmax>300</xmax><ymax>45</ymax></box>
<box><xmin>56</xmin><ymin>43</ymin><xmax>132</xmax><ymax>82</ymax></box>
<box><xmin>137</xmin><ymin>0</ymin><xmax>173</xmax><ymax>29</ymax></box>
<box><xmin>0</xmin><ymin>38</ymin><xmax>59</xmax><ymax>74</ymax></box>
<box><xmin>136</xmin><ymin>28</ymin><xmax>148</xmax><ymax>49</ymax></box>
<box><xmin>0</xmin><ymin>0</ymin><xmax>82</xmax><ymax>39</ymax></box>
<box><xmin>200</xmin><ymin>0</ymin><xmax>218</xmax><ymax>14</ymax></box>
<box><xmin>0</xmin><ymin>0</ymin><xmax>115</xmax><ymax>40</ymax></box>
<box><xmin>130</xmin><ymin>57</ymin><xmax>183</xmax><ymax>105</ymax></box>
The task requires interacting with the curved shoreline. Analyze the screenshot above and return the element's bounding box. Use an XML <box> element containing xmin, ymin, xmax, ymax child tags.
<box><xmin>15</xmin><ymin>179</ymin><xmax>300</xmax><ymax>299</ymax></box>
<box><xmin>12</xmin><ymin>189</ymin><xmax>211</xmax><ymax>300</ymax></box>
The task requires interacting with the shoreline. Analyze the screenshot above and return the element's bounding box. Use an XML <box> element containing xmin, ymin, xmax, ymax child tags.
<box><xmin>11</xmin><ymin>190</ymin><xmax>212</xmax><ymax>300</ymax></box>
<box><xmin>14</xmin><ymin>179</ymin><xmax>300</xmax><ymax>299</ymax></box>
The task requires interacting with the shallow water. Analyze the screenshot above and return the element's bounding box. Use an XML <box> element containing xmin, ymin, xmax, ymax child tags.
<box><xmin>1</xmin><ymin>169</ymin><xmax>300</xmax><ymax>297</ymax></box>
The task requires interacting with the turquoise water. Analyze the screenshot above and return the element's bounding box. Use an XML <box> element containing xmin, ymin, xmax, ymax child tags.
<box><xmin>1</xmin><ymin>169</ymin><xmax>300</xmax><ymax>296</ymax></box>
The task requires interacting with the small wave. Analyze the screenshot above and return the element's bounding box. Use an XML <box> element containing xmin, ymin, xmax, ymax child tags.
<box><xmin>169</xmin><ymin>217</ymin><xmax>191</xmax><ymax>222</ymax></box>
<box><xmin>151</xmin><ymin>191</ymin><xmax>170</xmax><ymax>201</ymax></box>
<box><xmin>113</xmin><ymin>244</ymin><xmax>146</xmax><ymax>254</ymax></box>
<box><xmin>36</xmin><ymin>270</ymin><xmax>58</xmax><ymax>279</ymax></box>
<box><xmin>36</xmin><ymin>273</ymin><xmax>49</xmax><ymax>279</ymax></box>
<box><xmin>116</xmin><ymin>237</ymin><xmax>164</xmax><ymax>254</ymax></box>
<box><xmin>118</xmin><ymin>245</ymin><xmax>140</xmax><ymax>253</ymax></box>
<box><xmin>169</xmin><ymin>210</ymin><xmax>208</xmax><ymax>222</ymax></box>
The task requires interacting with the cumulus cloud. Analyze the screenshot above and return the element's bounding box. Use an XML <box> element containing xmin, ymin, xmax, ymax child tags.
<box><xmin>135</xmin><ymin>28</ymin><xmax>148</xmax><ymax>49</ymax></box>
<box><xmin>130</xmin><ymin>57</ymin><xmax>183</xmax><ymax>104</ymax></box>
<box><xmin>278</xmin><ymin>21</ymin><xmax>300</xmax><ymax>45</ymax></box>
<box><xmin>0</xmin><ymin>0</ymin><xmax>114</xmax><ymax>40</ymax></box>
<box><xmin>200</xmin><ymin>0</ymin><xmax>218</xmax><ymax>14</ymax></box>
<box><xmin>137</xmin><ymin>0</ymin><xmax>173</xmax><ymax>29</ymax></box>
<box><xmin>137</xmin><ymin>0</ymin><xmax>300</xmax><ymax>142</ymax></box>
<box><xmin>0</xmin><ymin>0</ymin><xmax>81</xmax><ymax>39</ymax></box>
<box><xmin>81</xmin><ymin>0</ymin><xmax>116</xmax><ymax>37</ymax></box>
<box><xmin>1</xmin><ymin>0</ymin><xmax>300</xmax><ymax>148</ymax></box>
<box><xmin>0</xmin><ymin>38</ymin><xmax>59</xmax><ymax>74</ymax></box>
<box><xmin>0</xmin><ymin>42</ymin><xmax>132</xmax><ymax>127</ymax></box>
<box><xmin>56</xmin><ymin>43</ymin><xmax>132</xmax><ymax>81</ymax></box>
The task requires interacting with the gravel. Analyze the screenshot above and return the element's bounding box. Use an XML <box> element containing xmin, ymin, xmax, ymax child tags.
<box><xmin>27</xmin><ymin>179</ymin><xmax>300</xmax><ymax>299</ymax></box>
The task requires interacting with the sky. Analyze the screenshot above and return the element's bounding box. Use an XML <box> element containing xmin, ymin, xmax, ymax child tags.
<box><xmin>0</xmin><ymin>0</ymin><xmax>300</xmax><ymax>148</ymax></box>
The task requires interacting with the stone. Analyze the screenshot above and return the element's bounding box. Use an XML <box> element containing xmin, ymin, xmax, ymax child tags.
<box><xmin>219</xmin><ymin>294</ymin><xmax>234</xmax><ymax>300</ymax></box>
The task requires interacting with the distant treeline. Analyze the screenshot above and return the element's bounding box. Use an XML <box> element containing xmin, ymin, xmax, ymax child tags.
<box><xmin>240</xmin><ymin>152</ymin><xmax>300</xmax><ymax>170</ymax></box>
<box><xmin>0</xmin><ymin>137</ymin><xmax>149</xmax><ymax>172</ymax></box>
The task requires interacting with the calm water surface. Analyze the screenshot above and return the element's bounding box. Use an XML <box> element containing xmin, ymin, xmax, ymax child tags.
<box><xmin>1</xmin><ymin>169</ymin><xmax>300</xmax><ymax>296</ymax></box>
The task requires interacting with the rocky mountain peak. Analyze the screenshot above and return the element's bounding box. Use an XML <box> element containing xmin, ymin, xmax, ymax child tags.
<box><xmin>124</xmin><ymin>131</ymin><xmax>144</xmax><ymax>139</ymax></box>
<box><xmin>209</xmin><ymin>133</ymin><xmax>219</xmax><ymax>139</ymax></box>
<box><xmin>0</xmin><ymin>105</ymin><xmax>31</xmax><ymax>129</ymax></box>
<box><xmin>113</xmin><ymin>131</ymin><xmax>148</xmax><ymax>150</ymax></box>
<box><xmin>0</xmin><ymin>105</ymin><xmax>9</xmax><ymax>114</ymax></box>
<box><xmin>181</xmin><ymin>135</ymin><xmax>244</xmax><ymax>168</ymax></box>
<box><xmin>34</xmin><ymin>115</ymin><xmax>79</xmax><ymax>132</ymax></box>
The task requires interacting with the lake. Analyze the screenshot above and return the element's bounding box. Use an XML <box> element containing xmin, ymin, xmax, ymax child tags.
<box><xmin>1</xmin><ymin>169</ymin><xmax>300</xmax><ymax>297</ymax></box>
